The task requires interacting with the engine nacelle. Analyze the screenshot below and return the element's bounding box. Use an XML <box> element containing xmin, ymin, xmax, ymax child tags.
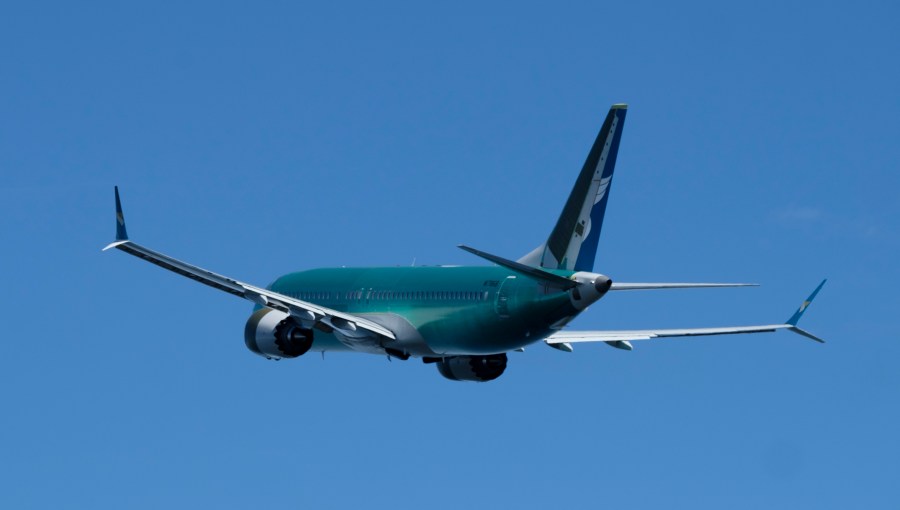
<box><xmin>436</xmin><ymin>353</ymin><xmax>508</xmax><ymax>382</ymax></box>
<box><xmin>244</xmin><ymin>308</ymin><xmax>314</xmax><ymax>360</ymax></box>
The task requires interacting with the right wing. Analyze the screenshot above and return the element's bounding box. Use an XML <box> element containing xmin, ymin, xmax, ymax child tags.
<box><xmin>103</xmin><ymin>187</ymin><xmax>396</xmax><ymax>342</ymax></box>
<box><xmin>546</xmin><ymin>280</ymin><xmax>827</xmax><ymax>351</ymax></box>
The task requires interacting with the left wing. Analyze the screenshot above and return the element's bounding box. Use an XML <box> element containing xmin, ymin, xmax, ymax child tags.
<box><xmin>103</xmin><ymin>187</ymin><xmax>396</xmax><ymax>342</ymax></box>
<box><xmin>546</xmin><ymin>280</ymin><xmax>827</xmax><ymax>351</ymax></box>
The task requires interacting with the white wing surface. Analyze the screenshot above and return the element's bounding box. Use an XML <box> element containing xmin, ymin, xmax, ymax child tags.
<box><xmin>546</xmin><ymin>279</ymin><xmax>827</xmax><ymax>350</ymax></box>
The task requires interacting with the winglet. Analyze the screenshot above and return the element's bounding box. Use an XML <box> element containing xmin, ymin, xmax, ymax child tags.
<box><xmin>786</xmin><ymin>279</ymin><xmax>826</xmax><ymax>326</ymax></box>
<box><xmin>787</xmin><ymin>325</ymin><xmax>825</xmax><ymax>343</ymax></box>
<box><xmin>114</xmin><ymin>186</ymin><xmax>128</xmax><ymax>241</ymax></box>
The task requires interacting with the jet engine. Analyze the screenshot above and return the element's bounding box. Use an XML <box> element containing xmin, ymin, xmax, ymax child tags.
<box><xmin>244</xmin><ymin>308</ymin><xmax>314</xmax><ymax>359</ymax></box>
<box><xmin>436</xmin><ymin>353</ymin><xmax>508</xmax><ymax>382</ymax></box>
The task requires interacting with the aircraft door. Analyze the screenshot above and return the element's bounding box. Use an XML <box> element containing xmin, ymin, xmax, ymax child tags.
<box><xmin>495</xmin><ymin>276</ymin><xmax>518</xmax><ymax>318</ymax></box>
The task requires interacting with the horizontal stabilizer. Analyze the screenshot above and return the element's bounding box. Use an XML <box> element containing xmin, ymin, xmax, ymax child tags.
<box><xmin>610</xmin><ymin>282</ymin><xmax>758</xmax><ymax>291</ymax></box>
<box><xmin>458</xmin><ymin>245</ymin><xmax>577</xmax><ymax>289</ymax></box>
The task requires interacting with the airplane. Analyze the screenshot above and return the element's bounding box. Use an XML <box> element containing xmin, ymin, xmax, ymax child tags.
<box><xmin>104</xmin><ymin>103</ymin><xmax>826</xmax><ymax>382</ymax></box>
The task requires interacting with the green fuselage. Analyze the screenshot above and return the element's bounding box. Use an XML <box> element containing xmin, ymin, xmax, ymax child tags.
<box><xmin>267</xmin><ymin>266</ymin><xmax>581</xmax><ymax>356</ymax></box>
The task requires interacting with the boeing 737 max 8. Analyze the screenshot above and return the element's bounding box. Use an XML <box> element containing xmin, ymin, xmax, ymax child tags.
<box><xmin>104</xmin><ymin>104</ymin><xmax>825</xmax><ymax>382</ymax></box>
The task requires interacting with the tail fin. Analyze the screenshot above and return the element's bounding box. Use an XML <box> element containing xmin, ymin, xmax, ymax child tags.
<box><xmin>519</xmin><ymin>104</ymin><xmax>627</xmax><ymax>271</ymax></box>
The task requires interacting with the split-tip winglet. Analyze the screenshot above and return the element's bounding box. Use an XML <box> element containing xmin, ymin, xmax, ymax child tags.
<box><xmin>786</xmin><ymin>279</ymin><xmax>827</xmax><ymax>326</ymax></box>
<box><xmin>114</xmin><ymin>185</ymin><xmax>128</xmax><ymax>241</ymax></box>
<box><xmin>103</xmin><ymin>186</ymin><xmax>130</xmax><ymax>251</ymax></box>
<box><xmin>783</xmin><ymin>279</ymin><xmax>827</xmax><ymax>343</ymax></box>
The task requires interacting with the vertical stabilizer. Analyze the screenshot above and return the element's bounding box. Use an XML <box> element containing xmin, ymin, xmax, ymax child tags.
<box><xmin>519</xmin><ymin>104</ymin><xmax>627</xmax><ymax>271</ymax></box>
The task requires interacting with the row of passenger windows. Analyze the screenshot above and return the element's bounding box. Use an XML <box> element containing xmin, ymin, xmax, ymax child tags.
<box><xmin>286</xmin><ymin>290</ymin><xmax>491</xmax><ymax>302</ymax></box>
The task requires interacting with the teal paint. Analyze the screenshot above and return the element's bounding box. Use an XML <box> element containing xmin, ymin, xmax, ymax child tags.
<box><xmin>268</xmin><ymin>266</ymin><xmax>579</xmax><ymax>354</ymax></box>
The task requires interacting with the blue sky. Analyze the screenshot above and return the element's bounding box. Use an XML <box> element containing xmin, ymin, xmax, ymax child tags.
<box><xmin>2</xmin><ymin>1</ymin><xmax>898</xmax><ymax>508</ymax></box>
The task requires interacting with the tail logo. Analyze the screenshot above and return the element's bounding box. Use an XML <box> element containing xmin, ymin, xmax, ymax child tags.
<box><xmin>594</xmin><ymin>175</ymin><xmax>612</xmax><ymax>205</ymax></box>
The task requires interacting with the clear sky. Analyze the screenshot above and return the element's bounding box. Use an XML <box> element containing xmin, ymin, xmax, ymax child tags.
<box><xmin>2</xmin><ymin>1</ymin><xmax>898</xmax><ymax>508</ymax></box>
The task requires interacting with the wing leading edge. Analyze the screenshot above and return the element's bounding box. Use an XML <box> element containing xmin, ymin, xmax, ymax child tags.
<box><xmin>546</xmin><ymin>279</ymin><xmax>827</xmax><ymax>350</ymax></box>
<box><xmin>103</xmin><ymin>187</ymin><xmax>396</xmax><ymax>341</ymax></box>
